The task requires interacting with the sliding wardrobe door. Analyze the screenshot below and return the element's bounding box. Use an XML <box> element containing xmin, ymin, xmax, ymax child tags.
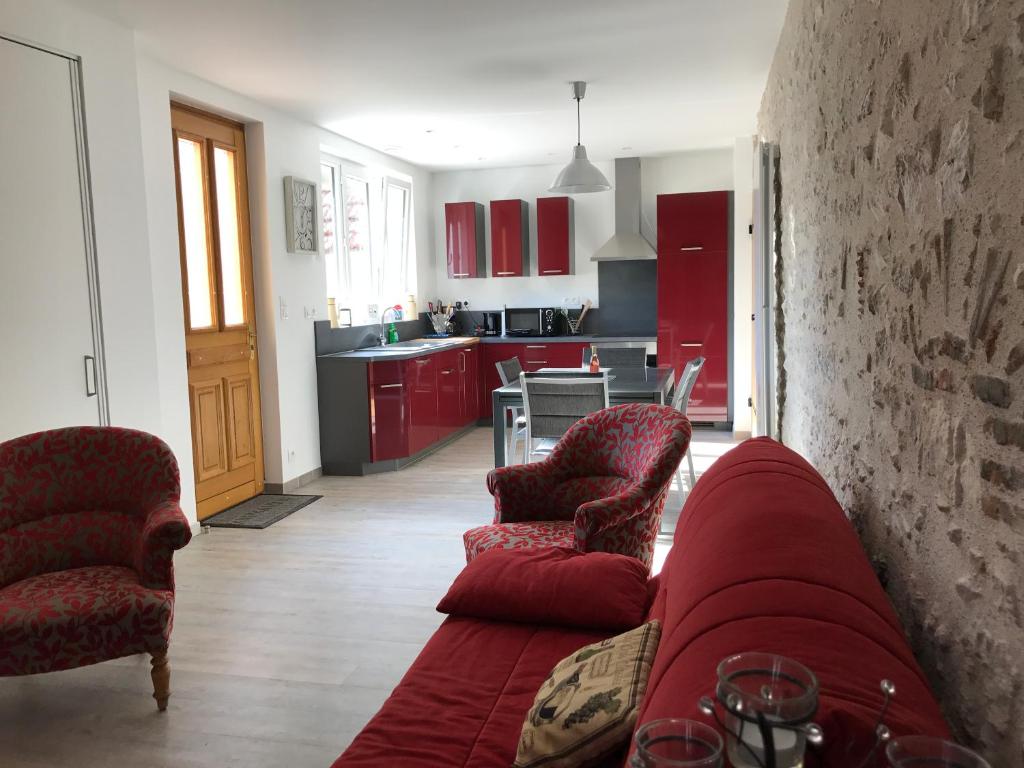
<box><xmin>0</xmin><ymin>36</ymin><xmax>106</xmax><ymax>443</ymax></box>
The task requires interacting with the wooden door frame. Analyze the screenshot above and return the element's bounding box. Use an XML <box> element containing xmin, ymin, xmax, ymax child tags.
<box><xmin>171</xmin><ymin>102</ymin><xmax>265</xmax><ymax>516</ymax></box>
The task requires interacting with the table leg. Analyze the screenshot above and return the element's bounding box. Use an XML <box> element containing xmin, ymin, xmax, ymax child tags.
<box><xmin>492</xmin><ymin>392</ymin><xmax>506</xmax><ymax>467</ymax></box>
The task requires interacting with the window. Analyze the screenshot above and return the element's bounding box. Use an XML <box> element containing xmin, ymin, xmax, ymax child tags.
<box><xmin>321</xmin><ymin>156</ymin><xmax>414</xmax><ymax>327</ymax></box>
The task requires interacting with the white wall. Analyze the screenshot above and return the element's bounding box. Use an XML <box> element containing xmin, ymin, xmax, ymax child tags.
<box><xmin>0</xmin><ymin>0</ymin><xmax>171</xmax><ymax>485</ymax></box>
<box><xmin>134</xmin><ymin>56</ymin><xmax>434</xmax><ymax>502</ymax></box>
<box><xmin>731</xmin><ymin>137</ymin><xmax>755</xmax><ymax>435</ymax></box>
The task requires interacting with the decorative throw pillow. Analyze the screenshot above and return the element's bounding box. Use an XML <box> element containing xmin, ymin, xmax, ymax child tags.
<box><xmin>436</xmin><ymin>547</ymin><xmax>651</xmax><ymax>630</ymax></box>
<box><xmin>514</xmin><ymin>620</ymin><xmax>662</xmax><ymax>768</ymax></box>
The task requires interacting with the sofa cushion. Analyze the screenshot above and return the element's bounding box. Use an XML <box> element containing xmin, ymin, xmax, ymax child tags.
<box><xmin>0</xmin><ymin>565</ymin><xmax>173</xmax><ymax>675</ymax></box>
<box><xmin>463</xmin><ymin>520</ymin><xmax>575</xmax><ymax>562</ymax></box>
<box><xmin>438</xmin><ymin>547</ymin><xmax>650</xmax><ymax>631</ymax></box>
<box><xmin>332</xmin><ymin>616</ymin><xmax>610</xmax><ymax>768</ymax></box>
<box><xmin>514</xmin><ymin>621</ymin><xmax>661</xmax><ymax>768</ymax></box>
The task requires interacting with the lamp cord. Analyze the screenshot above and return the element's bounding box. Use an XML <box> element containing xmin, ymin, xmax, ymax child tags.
<box><xmin>576</xmin><ymin>97</ymin><xmax>581</xmax><ymax>146</ymax></box>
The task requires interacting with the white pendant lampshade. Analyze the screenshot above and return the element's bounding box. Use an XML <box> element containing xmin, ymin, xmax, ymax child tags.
<box><xmin>549</xmin><ymin>82</ymin><xmax>611</xmax><ymax>194</ymax></box>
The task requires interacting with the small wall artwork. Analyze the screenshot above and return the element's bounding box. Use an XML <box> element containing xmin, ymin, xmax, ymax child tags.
<box><xmin>283</xmin><ymin>175</ymin><xmax>318</xmax><ymax>254</ymax></box>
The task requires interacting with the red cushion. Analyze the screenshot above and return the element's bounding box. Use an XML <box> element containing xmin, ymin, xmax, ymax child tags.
<box><xmin>332</xmin><ymin>616</ymin><xmax>608</xmax><ymax>767</ymax></box>
<box><xmin>438</xmin><ymin>547</ymin><xmax>650</xmax><ymax>631</ymax></box>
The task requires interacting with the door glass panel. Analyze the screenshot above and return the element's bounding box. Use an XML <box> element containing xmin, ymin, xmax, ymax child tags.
<box><xmin>177</xmin><ymin>137</ymin><xmax>214</xmax><ymax>329</ymax></box>
<box><xmin>213</xmin><ymin>146</ymin><xmax>245</xmax><ymax>326</ymax></box>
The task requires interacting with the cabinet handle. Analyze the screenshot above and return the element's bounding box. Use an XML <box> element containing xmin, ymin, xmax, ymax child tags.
<box><xmin>378</xmin><ymin>383</ymin><xmax>404</xmax><ymax>389</ymax></box>
<box><xmin>496</xmin><ymin>271</ymin><xmax>515</xmax><ymax>276</ymax></box>
<box><xmin>526</xmin><ymin>345</ymin><xmax>547</xmax><ymax>349</ymax></box>
<box><xmin>679</xmin><ymin>246</ymin><xmax>703</xmax><ymax>251</ymax></box>
<box><xmin>453</xmin><ymin>272</ymin><xmax>470</xmax><ymax>277</ymax></box>
<box><xmin>542</xmin><ymin>269</ymin><xmax>563</xmax><ymax>274</ymax></box>
<box><xmin>416</xmin><ymin>359</ymin><xmax>429</xmax><ymax>364</ymax></box>
<box><xmin>441</xmin><ymin>369</ymin><xmax>453</xmax><ymax>375</ymax></box>
<box><xmin>679</xmin><ymin>342</ymin><xmax>702</xmax><ymax>348</ymax></box>
<box><xmin>458</xmin><ymin>353</ymin><xmax>465</xmax><ymax>373</ymax></box>
<box><xmin>83</xmin><ymin>355</ymin><xmax>97</xmax><ymax>397</ymax></box>
<box><xmin>526</xmin><ymin>360</ymin><xmax>547</xmax><ymax>364</ymax></box>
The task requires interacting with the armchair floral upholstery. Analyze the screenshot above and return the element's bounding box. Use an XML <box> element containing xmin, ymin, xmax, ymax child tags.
<box><xmin>464</xmin><ymin>403</ymin><xmax>691</xmax><ymax>568</ymax></box>
<box><xmin>0</xmin><ymin>427</ymin><xmax>191</xmax><ymax>710</ymax></box>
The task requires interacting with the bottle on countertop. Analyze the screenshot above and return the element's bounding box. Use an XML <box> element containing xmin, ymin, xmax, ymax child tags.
<box><xmin>387</xmin><ymin>323</ymin><xmax>399</xmax><ymax>344</ymax></box>
<box><xmin>589</xmin><ymin>345</ymin><xmax>600</xmax><ymax>373</ymax></box>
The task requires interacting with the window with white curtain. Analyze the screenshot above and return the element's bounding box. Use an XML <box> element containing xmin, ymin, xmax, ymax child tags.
<box><xmin>320</xmin><ymin>155</ymin><xmax>414</xmax><ymax>327</ymax></box>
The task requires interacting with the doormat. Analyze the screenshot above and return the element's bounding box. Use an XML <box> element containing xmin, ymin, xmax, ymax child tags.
<box><xmin>203</xmin><ymin>494</ymin><xmax>322</xmax><ymax>530</ymax></box>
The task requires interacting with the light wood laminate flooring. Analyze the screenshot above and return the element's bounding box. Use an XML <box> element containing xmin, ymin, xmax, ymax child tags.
<box><xmin>0</xmin><ymin>427</ymin><xmax>738</xmax><ymax>768</ymax></box>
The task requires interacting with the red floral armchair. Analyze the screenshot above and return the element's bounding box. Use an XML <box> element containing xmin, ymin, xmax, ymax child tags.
<box><xmin>464</xmin><ymin>403</ymin><xmax>691</xmax><ymax>568</ymax></box>
<box><xmin>0</xmin><ymin>427</ymin><xmax>192</xmax><ymax>710</ymax></box>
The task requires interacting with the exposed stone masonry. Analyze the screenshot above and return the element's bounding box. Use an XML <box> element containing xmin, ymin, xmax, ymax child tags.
<box><xmin>758</xmin><ymin>1</ymin><xmax>1023</xmax><ymax>763</ymax></box>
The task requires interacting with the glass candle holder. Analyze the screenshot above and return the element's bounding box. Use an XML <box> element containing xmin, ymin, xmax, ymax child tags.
<box><xmin>631</xmin><ymin>718</ymin><xmax>724</xmax><ymax>768</ymax></box>
<box><xmin>886</xmin><ymin>736</ymin><xmax>991</xmax><ymax>768</ymax></box>
<box><xmin>716</xmin><ymin>653</ymin><xmax>819</xmax><ymax>768</ymax></box>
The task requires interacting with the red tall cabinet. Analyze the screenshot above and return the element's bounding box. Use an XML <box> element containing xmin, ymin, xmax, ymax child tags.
<box><xmin>445</xmin><ymin>202</ymin><xmax>485</xmax><ymax>279</ymax></box>
<box><xmin>656</xmin><ymin>191</ymin><xmax>730</xmax><ymax>423</ymax></box>
<box><xmin>536</xmin><ymin>196</ymin><xmax>574</xmax><ymax>276</ymax></box>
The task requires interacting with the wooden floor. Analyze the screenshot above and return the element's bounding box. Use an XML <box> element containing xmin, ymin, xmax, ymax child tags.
<box><xmin>0</xmin><ymin>427</ymin><xmax>738</xmax><ymax>768</ymax></box>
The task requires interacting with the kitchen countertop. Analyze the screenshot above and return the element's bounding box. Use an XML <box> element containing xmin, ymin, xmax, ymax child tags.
<box><xmin>317</xmin><ymin>334</ymin><xmax>656</xmax><ymax>363</ymax></box>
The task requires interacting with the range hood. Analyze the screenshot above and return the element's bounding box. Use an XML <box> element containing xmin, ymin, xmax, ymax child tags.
<box><xmin>591</xmin><ymin>157</ymin><xmax>656</xmax><ymax>261</ymax></box>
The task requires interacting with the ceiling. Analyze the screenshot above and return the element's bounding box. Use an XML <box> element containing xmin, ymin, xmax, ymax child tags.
<box><xmin>77</xmin><ymin>0</ymin><xmax>788</xmax><ymax>170</ymax></box>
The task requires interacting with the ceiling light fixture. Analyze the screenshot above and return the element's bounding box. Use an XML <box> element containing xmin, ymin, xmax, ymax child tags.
<box><xmin>549</xmin><ymin>81</ymin><xmax>611</xmax><ymax>194</ymax></box>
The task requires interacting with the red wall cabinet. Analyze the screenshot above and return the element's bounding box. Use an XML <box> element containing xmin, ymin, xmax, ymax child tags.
<box><xmin>490</xmin><ymin>199</ymin><xmax>529</xmax><ymax>277</ymax></box>
<box><xmin>536</xmin><ymin>196</ymin><xmax>574</xmax><ymax>276</ymax></box>
<box><xmin>656</xmin><ymin>191</ymin><xmax>730</xmax><ymax>422</ymax></box>
<box><xmin>445</xmin><ymin>202</ymin><xmax>485</xmax><ymax>279</ymax></box>
<box><xmin>368</xmin><ymin>361</ymin><xmax>409</xmax><ymax>462</ymax></box>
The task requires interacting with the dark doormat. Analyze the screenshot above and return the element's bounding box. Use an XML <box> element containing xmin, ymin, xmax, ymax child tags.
<box><xmin>203</xmin><ymin>494</ymin><xmax>322</xmax><ymax>529</ymax></box>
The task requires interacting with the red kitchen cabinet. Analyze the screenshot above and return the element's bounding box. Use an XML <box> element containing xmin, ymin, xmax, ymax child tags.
<box><xmin>405</xmin><ymin>354</ymin><xmax>438</xmax><ymax>453</ymax></box>
<box><xmin>367</xmin><ymin>361</ymin><xmax>409</xmax><ymax>462</ymax></box>
<box><xmin>657</xmin><ymin>191</ymin><xmax>730</xmax><ymax>254</ymax></box>
<box><xmin>490</xmin><ymin>199</ymin><xmax>529</xmax><ymax>277</ymax></box>
<box><xmin>445</xmin><ymin>202</ymin><xmax>485</xmax><ymax>279</ymax></box>
<box><xmin>436</xmin><ymin>348</ymin><xmax>462</xmax><ymax>437</ymax></box>
<box><xmin>536</xmin><ymin>196</ymin><xmax>574</xmax><ymax>276</ymax></box>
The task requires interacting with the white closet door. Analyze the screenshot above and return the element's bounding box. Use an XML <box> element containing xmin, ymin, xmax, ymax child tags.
<box><xmin>0</xmin><ymin>37</ymin><xmax>105</xmax><ymax>442</ymax></box>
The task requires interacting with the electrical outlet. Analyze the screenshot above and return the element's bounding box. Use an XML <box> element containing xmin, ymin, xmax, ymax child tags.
<box><xmin>279</xmin><ymin>297</ymin><xmax>289</xmax><ymax>320</ymax></box>
<box><xmin>304</xmin><ymin>306</ymin><xmax>317</xmax><ymax>320</ymax></box>
<box><xmin>287</xmin><ymin>448</ymin><xmax>296</xmax><ymax>462</ymax></box>
<box><xmin>367</xmin><ymin>304</ymin><xmax>379</xmax><ymax>321</ymax></box>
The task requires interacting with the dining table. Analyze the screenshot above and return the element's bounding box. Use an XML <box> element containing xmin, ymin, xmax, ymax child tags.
<box><xmin>490</xmin><ymin>366</ymin><xmax>675</xmax><ymax>467</ymax></box>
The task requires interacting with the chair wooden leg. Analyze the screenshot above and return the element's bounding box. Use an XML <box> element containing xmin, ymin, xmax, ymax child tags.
<box><xmin>150</xmin><ymin>649</ymin><xmax>171</xmax><ymax>711</ymax></box>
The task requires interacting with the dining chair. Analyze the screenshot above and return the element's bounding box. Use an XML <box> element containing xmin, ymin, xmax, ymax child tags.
<box><xmin>670</xmin><ymin>356</ymin><xmax>705</xmax><ymax>491</ymax></box>
<box><xmin>581</xmin><ymin>344</ymin><xmax>648</xmax><ymax>368</ymax></box>
<box><xmin>520</xmin><ymin>371</ymin><xmax>609</xmax><ymax>463</ymax></box>
<box><xmin>495</xmin><ymin>358</ymin><xmax>526</xmax><ymax>463</ymax></box>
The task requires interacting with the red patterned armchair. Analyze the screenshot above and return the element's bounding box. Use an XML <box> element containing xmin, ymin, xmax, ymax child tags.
<box><xmin>464</xmin><ymin>403</ymin><xmax>691</xmax><ymax>569</ymax></box>
<box><xmin>0</xmin><ymin>427</ymin><xmax>192</xmax><ymax>710</ymax></box>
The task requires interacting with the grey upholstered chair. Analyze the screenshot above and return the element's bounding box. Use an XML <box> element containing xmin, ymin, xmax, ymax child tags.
<box><xmin>519</xmin><ymin>372</ymin><xmax>610</xmax><ymax>462</ymax></box>
<box><xmin>670</xmin><ymin>356</ymin><xmax>705</xmax><ymax>490</ymax></box>
<box><xmin>495</xmin><ymin>358</ymin><xmax>526</xmax><ymax>463</ymax></box>
<box><xmin>581</xmin><ymin>344</ymin><xmax>648</xmax><ymax>368</ymax></box>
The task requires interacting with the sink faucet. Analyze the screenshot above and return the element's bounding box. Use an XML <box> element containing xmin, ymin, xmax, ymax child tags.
<box><xmin>379</xmin><ymin>306</ymin><xmax>399</xmax><ymax>346</ymax></box>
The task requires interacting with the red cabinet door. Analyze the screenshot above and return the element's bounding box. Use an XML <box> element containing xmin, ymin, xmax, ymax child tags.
<box><xmin>368</xmin><ymin>361</ymin><xmax>409</xmax><ymax>461</ymax></box>
<box><xmin>490</xmin><ymin>199</ymin><xmax>529</xmax><ymax>277</ymax></box>
<box><xmin>537</xmin><ymin>196</ymin><xmax>574</xmax><ymax>276</ymax></box>
<box><xmin>436</xmin><ymin>348</ymin><xmax>461</xmax><ymax>436</ymax></box>
<box><xmin>657</xmin><ymin>191</ymin><xmax>730</xmax><ymax>254</ymax></box>
<box><xmin>547</xmin><ymin>342</ymin><xmax>589</xmax><ymax>368</ymax></box>
<box><xmin>445</xmin><ymin>202</ymin><xmax>485</xmax><ymax>279</ymax></box>
<box><xmin>656</xmin><ymin>248</ymin><xmax>729</xmax><ymax>420</ymax></box>
<box><xmin>520</xmin><ymin>342</ymin><xmax>552</xmax><ymax>371</ymax></box>
<box><xmin>459</xmin><ymin>346</ymin><xmax>479</xmax><ymax>425</ymax></box>
<box><xmin>405</xmin><ymin>354</ymin><xmax>438</xmax><ymax>453</ymax></box>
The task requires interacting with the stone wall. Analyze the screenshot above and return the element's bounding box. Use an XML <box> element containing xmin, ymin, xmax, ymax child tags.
<box><xmin>758</xmin><ymin>0</ymin><xmax>1023</xmax><ymax>762</ymax></box>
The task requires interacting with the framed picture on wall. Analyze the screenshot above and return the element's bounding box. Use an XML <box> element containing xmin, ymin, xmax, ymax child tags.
<box><xmin>283</xmin><ymin>175</ymin><xmax>318</xmax><ymax>254</ymax></box>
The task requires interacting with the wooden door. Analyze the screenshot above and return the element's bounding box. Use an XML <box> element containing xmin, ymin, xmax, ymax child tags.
<box><xmin>171</xmin><ymin>104</ymin><xmax>264</xmax><ymax>519</ymax></box>
<box><xmin>0</xmin><ymin>37</ymin><xmax>106</xmax><ymax>442</ymax></box>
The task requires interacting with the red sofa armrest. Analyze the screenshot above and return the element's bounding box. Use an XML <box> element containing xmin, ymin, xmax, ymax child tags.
<box><xmin>486</xmin><ymin>461</ymin><xmax>568</xmax><ymax>524</ymax></box>
<box><xmin>133</xmin><ymin>500</ymin><xmax>192</xmax><ymax>590</ymax></box>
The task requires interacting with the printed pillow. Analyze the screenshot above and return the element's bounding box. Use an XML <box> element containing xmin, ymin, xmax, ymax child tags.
<box><xmin>437</xmin><ymin>547</ymin><xmax>651</xmax><ymax>630</ymax></box>
<box><xmin>514</xmin><ymin>621</ymin><xmax>661</xmax><ymax>768</ymax></box>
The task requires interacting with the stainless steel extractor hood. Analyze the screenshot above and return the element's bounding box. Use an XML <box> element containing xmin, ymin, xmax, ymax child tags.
<box><xmin>591</xmin><ymin>157</ymin><xmax>656</xmax><ymax>261</ymax></box>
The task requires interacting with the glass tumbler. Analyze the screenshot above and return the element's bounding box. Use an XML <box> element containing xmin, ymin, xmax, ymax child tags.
<box><xmin>886</xmin><ymin>736</ymin><xmax>992</xmax><ymax>768</ymax></box>
<box><xmin>716</xmin><ymin>653</ymin><xmax>819</xmax><ymax>768</ymax></box>
<box><xmin>630</xmin><ymin>718</ymin><xmax>724</xmax><ymax>768</ymax></box>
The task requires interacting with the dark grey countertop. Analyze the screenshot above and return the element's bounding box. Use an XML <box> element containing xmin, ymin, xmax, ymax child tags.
<box><xmin>317</xmin><ymin>335</ymin><xmax>656</xmax><ymax>363</ymax></box>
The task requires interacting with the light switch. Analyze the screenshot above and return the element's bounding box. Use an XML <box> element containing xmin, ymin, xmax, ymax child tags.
<box><xmin>279</xmin><ymin>297</ymin><xmax>289</xmax><ymax>320</ymax></box>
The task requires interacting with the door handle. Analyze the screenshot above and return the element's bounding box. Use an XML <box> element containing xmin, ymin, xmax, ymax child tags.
<box><xmin>248</xmin><ymin>327</ymin><xmax>257</xmax><ymax>359</ymax></box>
<box><xmin>83</xmin><ymin>355</ymin><xmax>97</xmax><ymax>397</ymax></box>
<box><xmin>679</xmin><ymin>246</ymin><xmax>703</xmax><ymax>251</ymax></box>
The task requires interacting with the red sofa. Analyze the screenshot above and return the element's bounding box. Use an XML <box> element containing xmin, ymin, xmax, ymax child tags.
<box><xmin>333</xmin><ymin>437</ymin><xmax>949</xmax><ymax>767</ymax></box>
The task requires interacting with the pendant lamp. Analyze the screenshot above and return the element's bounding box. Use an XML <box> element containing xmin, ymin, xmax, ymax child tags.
<box><xmin>548</xmin><ymin>81</ymin><xmax>611</xmax><ymax>194</ymax></box>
